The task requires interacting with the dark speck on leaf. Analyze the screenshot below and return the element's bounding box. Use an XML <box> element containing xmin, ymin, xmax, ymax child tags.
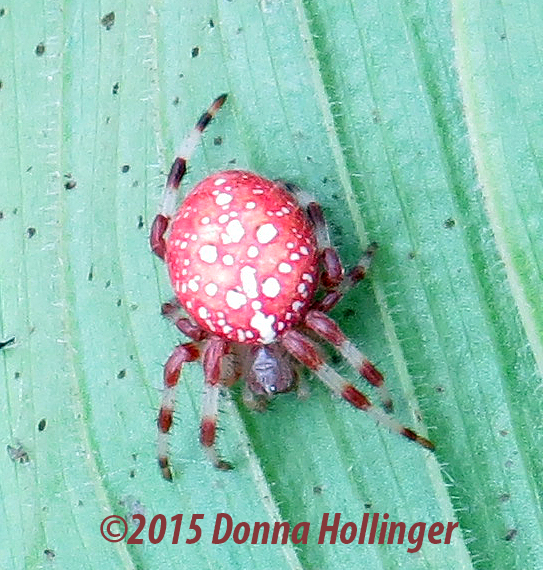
<box><xmin>0</xmin><ymin>337</ymin><xmax>15</xmax><ymax>349</ymax></box>
<box><xmin>101</xmin><ymin>11</ymin><xmax>115</xmax><ymax>30</ymax></box>
<box><xmin>44</xmin><ymin>549</ymin><xmax>56</xmax><ymax>560</ymax></box>
<box><xmin>35</xmin><ymin>43</ymin><xmax>45</xmax><ymax>56</ymax></box>
<box><xmin>7</xmin><ymin>444</ymin><xmax>29</xmax><ymax>464</ymax></box>
<box><xmin>191</xmin><ymin>46</ymin><xmax>200</xmax><ymax>58</ymax></box>
<box><xmin>505</xmin><ymin>529</ymin><xmax>517</xmax><ymax>541</ymax></box>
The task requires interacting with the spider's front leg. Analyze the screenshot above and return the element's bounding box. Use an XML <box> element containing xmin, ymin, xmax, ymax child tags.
<box><xmin>157</xmin><ymin>342</ymin><xmax>201</xmax><ymax>481</ymax></box>
<box><xmin>280</xmin><ymin>330</ymin><xmax>434</xmax><ymax>451</ymax></box>
<box><xmin>304</xmin><ymin>309</ymin><xmax>393</xmax><ymax>411</ymax></box>
<box><xmin>150</xmin><ymin>94</ymin><xmax>227</xmax><ymax>259</ymax></box>
<box><xmin>201</xmin><ymin>338</ymin><xmax>234</xmax><ymax>470</ymax></box>
<box><xmin>295</xmin><ymin>197</ymin><xmax>390</xmax><ymax>409</ymax></box>
<box><xmin>161</xmin><ymin>299</ymin><xmax>208</xmax><ymax>341</ymax></box>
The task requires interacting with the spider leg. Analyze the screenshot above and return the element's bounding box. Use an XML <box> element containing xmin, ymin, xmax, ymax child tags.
<box><xmin>201</xmin><ymin>338</ymin><xmax>234</xmax><ymax>470</ymax></box>
<box><xmin>315</xmin><ymin>242</ymin><xmax>378</xmax><ymax>313</ymax></box>
<box><xmin>305</xmin><ymin>200</ymin><xmax>345</xmax><ymax>287</ymax></box>
<box><xmin>276</xmin><ymin>181</ymin><xmax>377</xmax><ymax>311</ymax></box>
<box><xmin>157</xmin><ymin>342</ymin><xmax>200</xmax><ymax>481</ymax></box>
<box><xmin>161</xmin><ymin>300</ymin><xmax>208</xmax><ymax>341</ymax></box>
<box><xmin>281</xmin><ymin>329</ymin><xmax>434</xmax><ymax>450</ymax></box>
<box><xmin>304</xmin><ymin>309</ymin><xmax>393</xmax><ymax>411</ymax></box>
<box><xmin>150</xmin><ymin>94</ymin><xmax>227</xmax><ymax>259</ymax></box>
<box><xmin>276</xmin><ymin>182</ymin><xmax>344</xmax><ymax>287</ymax></box>
<box><xmin>219</xmin><ymin>344</ymin><xmax>243</xmax><ymax>387</ymax></box>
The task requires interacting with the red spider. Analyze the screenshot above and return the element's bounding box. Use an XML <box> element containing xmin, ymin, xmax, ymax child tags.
<box><xmin>150</xmin><ymin>95</ymin><xmax>433</xmax><ymax>480</ymax></box>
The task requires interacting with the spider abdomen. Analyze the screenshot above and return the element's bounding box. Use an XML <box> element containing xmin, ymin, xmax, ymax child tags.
<box><xmin>166</xmin><ymin>170</ymin><xmax>319</xmax><ymax>344</ymax></box>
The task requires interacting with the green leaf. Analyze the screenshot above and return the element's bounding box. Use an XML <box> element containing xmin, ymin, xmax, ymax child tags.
<box><xmin>0</xmin><ymin>0</ymin><xmax>541</xmax><ymax>568</ymax></box>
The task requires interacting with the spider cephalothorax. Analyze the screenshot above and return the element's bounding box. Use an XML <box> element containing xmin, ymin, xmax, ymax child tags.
<box><xmin>245</xmin><ymin>345</ymin><xmax>297</xmax><ymax>397</ymax></box>
<box><xmin>150</xmin><ymin>94</ymin><xmax>433</xmax><ymax>480</ymax></box>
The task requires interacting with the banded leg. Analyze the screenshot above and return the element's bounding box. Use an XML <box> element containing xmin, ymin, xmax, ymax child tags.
<box><xmin>278</xmin><ymin>182</ymin><xmax>344</xmax><ymax>287</ymax></box>
<box><xmin>304</xmin><ymin>309</ymin><xmax>393</xmax><ymax>411</ymax></box>
<box><xmin>201</xmin><ymin>338</ymin><xmax>233</xmax><ymax>470</ymax></box>
<box><xmin>281</xmin><ymin>330</ymin><xmax>434</xmax><ymax>450</ymax></box>
<box><xmin>157</xmin><ymin>342</ymin><xmax>200</xmax><ymax>481</ymax></box>
<box><xmin>161</xmin><ymin>300</ymin><xmax>208</xmax><ymax>341</ymax></box>
<box><xmin>150</xmin><ymin>94</ymin><xmax>228</xmax><ymax>259</ymax></box>
<box><xmin>314</xmin><ymin>242</ymin><xmax>378</xmax><ymax>313</ymax></box>
<box><xmin>304</xmin><ymin>198</ymin><xmax>344</xmax><ymax>287</ymax></box>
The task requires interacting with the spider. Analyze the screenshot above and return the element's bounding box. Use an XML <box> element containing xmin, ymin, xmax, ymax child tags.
<box><xmin>150</xmin><ymin>94</ymin><xmax>433</xmax><ymax>480</ymax></box>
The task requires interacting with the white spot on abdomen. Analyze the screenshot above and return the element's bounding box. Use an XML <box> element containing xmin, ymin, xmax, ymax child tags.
<box><xmin>198</xmin><ymin>244</ymin><xmax>218</xmax><ymax>263</ymax></box>
<box><xmin>240</xmin><ymin>266</ymin><xmax>258</xmax><ymax>298</ymax></box>
<box><xmin>262</xmin><ymin>277</ymin><xmax>281</xmax><ymax>298</ymax></box>
<box><xmin>225</xmin><ymin>219</ymin><xmax>245</xmax><ymax>243</ymax></box>
<box><xmin>278</xmin><ymin>262</ymin><xmax>292</xmax><ymax>273</ymax></box>
<box><xmin>226</xmin><ymin>290</ymin><xmax>247</xmax><ymax>309</ymax></box>
<box><xmin>204</xmin><ymin>282</ymin><xmax>218</xmax><ymax>297</ymax></box>
<box><xmin>256</xmin><ymin>223</ymin><xmax>278</xmax><ymax>244</ymax></box>
<box><xmin>250</xmin><ymin>312</ymin><xmax>276</xmax><ymax>344</ymax></box>
<box><xmin>216</xmin><ymin>193</ymin><xmax>233</xmax><ymax>206</ymax></box>
<box><xmin>247</xmin><ymin>245</ymin><xmax>259</xmax><ymax>258</ymax></box>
